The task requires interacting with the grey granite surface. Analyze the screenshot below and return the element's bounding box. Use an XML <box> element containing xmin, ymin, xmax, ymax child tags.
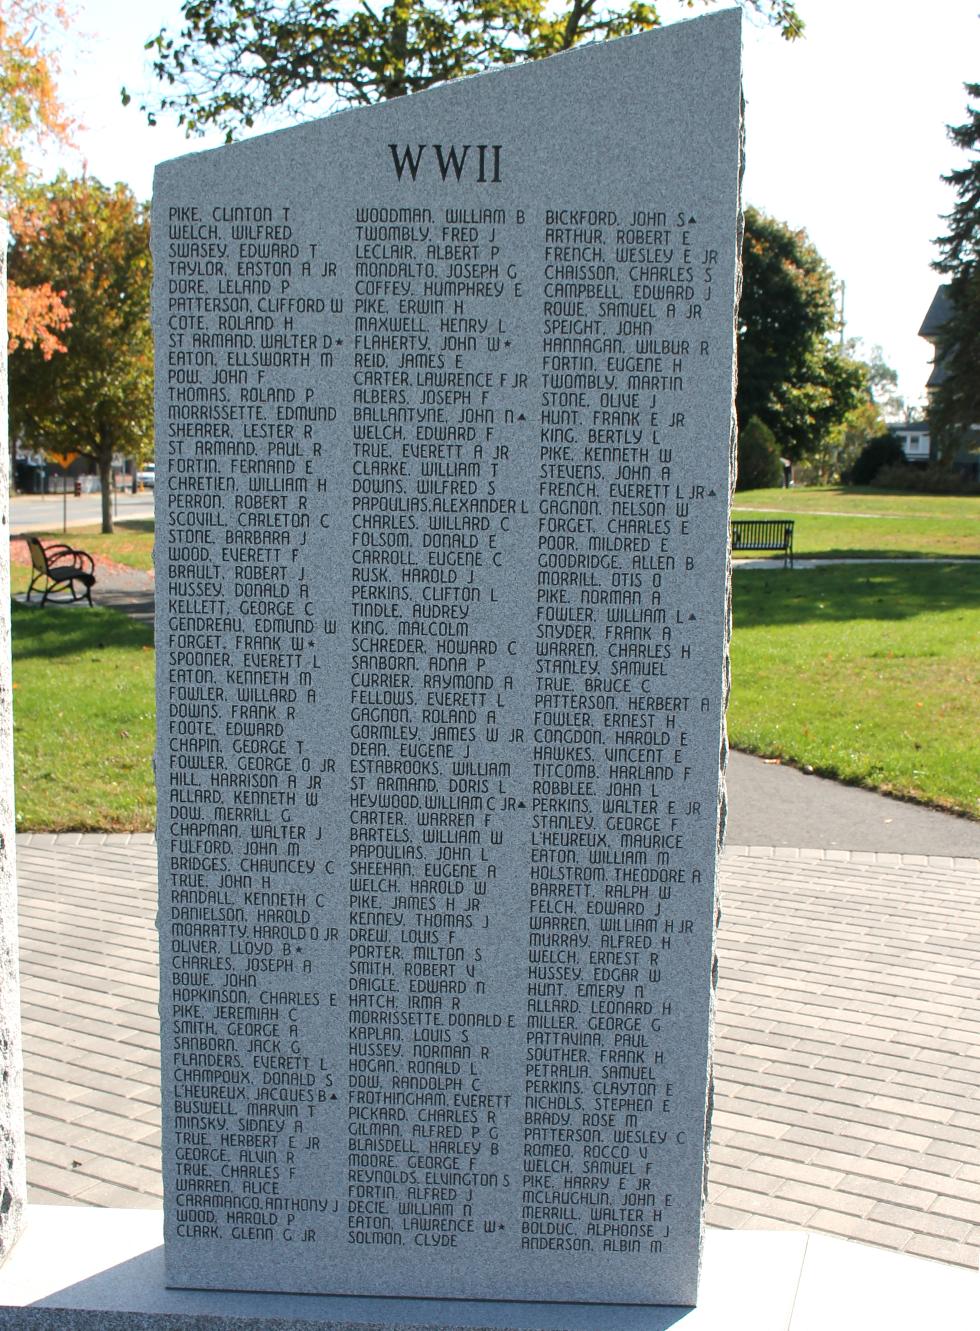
<box><xmin>153</xmin><ymin>11</ymin><xmax>743</xmax><ymax>1306</ymax></box>
<box><xmin>2</xmin><ymin>1208</ymin><xmax>976</xmax><ymax>1331</ymax></box>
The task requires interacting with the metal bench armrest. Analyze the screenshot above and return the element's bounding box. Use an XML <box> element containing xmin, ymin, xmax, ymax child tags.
<box><xmin>42</xmin><ymin>542</ymin><xmax>95</xmax><ymax>574</ymax></box>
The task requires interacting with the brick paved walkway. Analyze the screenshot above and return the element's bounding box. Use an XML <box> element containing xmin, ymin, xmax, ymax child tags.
<box><xmin>16</xmin><ymin>834</ymin><xmax>160</xmax><ymax>1208</ymax></box>
<box><xmin>14</xmin><ymin>835</ymin><xmax>980</xmax><ymax>1270</ymax></box>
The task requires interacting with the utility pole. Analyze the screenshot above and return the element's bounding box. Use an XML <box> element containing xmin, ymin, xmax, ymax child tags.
<box><xmin>838</xmin><ymin>279</ymin><xmax>846</xmax><ymax>347</ymax></box>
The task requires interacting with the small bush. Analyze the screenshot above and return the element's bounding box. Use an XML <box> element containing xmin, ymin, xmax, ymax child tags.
<box><xmin>847</xmin><ymin>432</ymin><xmax>906</xmax><ymax>486</ymax></box>
<box><xmin>792</xmin><ymin>460</ymin><xmax>823</xmax><ymax>486</ymax></box>
<box><xmin>874</xmin><ymin>463</ymin><xmax>980</xmax><ymax>495</ymax></box>
<box><xmin>737</xmin><ymin>416</ymin><xmax>783</xmax><ymax>490</ymax></box>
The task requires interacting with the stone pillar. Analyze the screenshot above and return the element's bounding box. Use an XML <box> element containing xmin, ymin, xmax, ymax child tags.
<box><xmin>153</xmin><ymin>11</ymin><xmax>742</xmax><ymax>1308</ymax></box>
<box><xmin>0</xmin><ymin>220</ymin><xmax>26</xmax><ymax>1265</ymax></box>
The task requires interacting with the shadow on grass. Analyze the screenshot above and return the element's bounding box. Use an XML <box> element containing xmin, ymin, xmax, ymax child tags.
<box><xmin>11</xmin><ymin>603</ymin><xmax>153</xmax><ymax>660</ymax></box>
<box><xmin>795</xmin><ymin>549</ymin><xmax>980</xmax><ymax>561</ymax></box>
<box><xmin>113</xmin><ymin>518</ymin><xmax>156</xmax><ymax>534</ymax></box>
<box><xmin>32</xmin><ymin>517</ymin><xmax>155</xmax><ymax>538</ymax></box>
<box><xmin>732</xmin><ymin>562</ymin><xmax>980</xmax><ymax>628</ymax></box>
<box><xmin>734</xmin><ymin>549</ymin><xmax>976</xmax><ymax>564</ymax></box>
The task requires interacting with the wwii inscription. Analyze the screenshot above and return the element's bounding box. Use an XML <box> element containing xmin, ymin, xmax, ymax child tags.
<box><xmin>154</xmin><ymin>10</ymin><xmax>742</xmax><ymax>1308</ymax></box>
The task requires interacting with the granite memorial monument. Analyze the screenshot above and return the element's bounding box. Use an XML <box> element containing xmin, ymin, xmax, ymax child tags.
<box><xmin>153</xmin><ymin>10</ymin><xmax>742</xmax><ymax>1308</ymax></box>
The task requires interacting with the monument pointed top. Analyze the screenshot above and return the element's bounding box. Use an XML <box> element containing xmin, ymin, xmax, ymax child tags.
<box><xmin>154</xmin><ymin>12</ymin><xmax>741</xmax><ymax>1308</ymax></box>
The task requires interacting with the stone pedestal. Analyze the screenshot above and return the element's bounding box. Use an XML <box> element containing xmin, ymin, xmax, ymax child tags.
<box><xmin>1</xmin><ymin>1209</ymin><xmax>975</xmax><ymax>1330</ymax></box>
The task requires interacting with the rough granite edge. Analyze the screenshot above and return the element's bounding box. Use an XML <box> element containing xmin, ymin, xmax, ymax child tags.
<box><xmin>700</xmin><ymin>41</ymin><xmax>745</xmax><ymax>1284</ymax></box>
<box><xmin>0</xmin><ymin>222</ymin><xmax>26</xmax><ymax>1268</ymax></box>
<box><xmin>0</xmin><ymin>1315</ymin><xmax>382</xmax><ymax>1330</ymax></box>
<box><xmin>0</xmin><ymin>1314</ymin><xmax>543</xmax><ymax>1330</ymax></box>
<box><xmin>1</xmin><ymin>1315</ymin><xmax>389</xmax><ymax>1330</ymax></box>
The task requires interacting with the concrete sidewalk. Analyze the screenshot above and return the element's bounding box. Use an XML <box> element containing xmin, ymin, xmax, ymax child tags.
<box><xmin>14</xmin><ymin>833</ymin><xmax>980</xmax><ymax>1272</ymax></box>
<box><xmin>726</xmin><ymin>751</ymin><xmax>980</xmax><ymax>858</ymax></box>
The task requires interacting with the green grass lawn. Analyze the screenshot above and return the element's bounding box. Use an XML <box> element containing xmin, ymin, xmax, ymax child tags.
<box><xmin>9</xmin><ymin>520</ymin><xmax>156</xmax><ymax>598</ymax></box>
<box><xmin>27</xmin><ymin>519</ymin><xmax>156</xmax><ymax>570</ymax></box>
<box><xmin>733</xmin><ymin>486</ymin><xmax>978</xmax><ymax>518</ymax></box>
<box><xmin>8</xmin><ymin>510</ymin><xmax>979</xmax><ymax>828</ymax></box>
<box><xmin>729</xmin><ymin>563</ymin><xmax>980</xmax><ymax>817</ymax></box>
<box><xmin>12</xmin><ymin>603</ymin><xmax>155</xmax><ymax>831</ymax></box>
<box><xmin>732</xmin><ymin>487</ymin><xmax>980</xmax><ymax>560</ymax></box>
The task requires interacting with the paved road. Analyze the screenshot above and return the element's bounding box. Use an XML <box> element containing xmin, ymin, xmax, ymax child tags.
<box><xmin>8</xmin><ymin>492</ymin><xmax>155</xmax><ymax>534</ymax></box>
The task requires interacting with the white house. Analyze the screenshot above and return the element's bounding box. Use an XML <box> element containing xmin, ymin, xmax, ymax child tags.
<box><xmin>890</xmin><ymin>422</ymin><xmax>931</xmax><ymax>464</ymax></box>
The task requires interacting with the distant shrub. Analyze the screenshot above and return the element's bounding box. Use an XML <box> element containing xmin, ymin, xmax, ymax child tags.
<box><xmin>874</xmin><ymin>463</ymin><xmax>980</xmax><ymax>495</ymax></box>
<box><xmin>737</xmin><ymin>416</ymin><xmax>783</xmax><ymax>490</ymax></box>
<box><xmin>792</xmin><ymin>460</ymin><xmax>823</xmax><ymax>486</ymax></box>
<box><xmin>847</xmin><ymin>432</ymin><xmax>906</xmax><ymax>486</ymax></box>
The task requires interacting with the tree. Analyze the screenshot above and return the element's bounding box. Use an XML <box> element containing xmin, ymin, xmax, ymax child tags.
<box><xmin>132</xmin><ymin>0</ymin><xmax>803</xmax><ymax>138</ymax></box>
<box><xmin>7</xmin><ymin>175</ymin><xmax>152</xmax><ymax>533</ymax></box>
<box><xmin>799</xmin><ymin>340</ymin><xmax>901</xmax><ymax>483</ymax></box>
<box><xmin>736</xmin><ymin>415</ymin><xmax>781</xmax><ymax>490</ymax></box>
<box><xmin>847</xmin><ymin>432</ymin><xmax>905</xmax><ymax>487</ymax></box>
<box><xmin>737</xmin><ymin>206</ymin><xmax>866</xmax><ymax>461</ymax></box>
<box><xmin>858</xmin><ymin>342</ymin><xmax>904</xmax><ymax>422</ymax></box>
<box><xmin>1</xmin><ymin>0</ymin><xmax>74</xmax><ymax>355</ymax></box>
<box><xmin>931</xmin><ymin>82</ymin><xmax>980</xmax><ymax>452</ymax></box>
<box><xmin>812</xmin><ymin>398</ymin><xmax>882</xmax><ymax>484</ymax></box>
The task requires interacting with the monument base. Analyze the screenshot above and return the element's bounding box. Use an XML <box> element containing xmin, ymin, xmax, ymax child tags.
<box><xmin>0</xmin><ymin>1208</ymin><xmax>973</xmax><ymax>1330</ymax></box>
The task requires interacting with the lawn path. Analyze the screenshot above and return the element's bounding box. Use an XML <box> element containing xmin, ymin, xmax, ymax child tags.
<box><xmin>732</xmin><ymin>505</ymin><xmax>969</xmax><ymax>521</ymax></box>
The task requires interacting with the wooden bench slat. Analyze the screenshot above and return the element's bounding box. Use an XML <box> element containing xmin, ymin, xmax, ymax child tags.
<box><xmin>730</xmin><ymin>518</ymin><xmax>794</xmax><ymax>567</ymax></box>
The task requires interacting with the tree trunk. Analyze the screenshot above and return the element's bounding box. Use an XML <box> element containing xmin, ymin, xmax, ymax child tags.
<box><xmin>99</xmin><ymin>452</ymin><xmax>113</xmax><ymax>534</ymax></box>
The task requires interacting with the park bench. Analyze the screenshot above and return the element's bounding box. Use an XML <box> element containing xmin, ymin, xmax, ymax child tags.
<box><xmin>730</xmin><ymin>518</ymin><xmax>795</xmax><ymax>568</ymax></box>
<box><xmin>24</xmin><ymin>536</ymin><xmax>96</xmax><ymax>606</ymax></box>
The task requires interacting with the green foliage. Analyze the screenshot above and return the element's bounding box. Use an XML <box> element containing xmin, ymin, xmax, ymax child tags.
<box><xmin>732</xmin><ymin>486</ymin><xmax>980</xmax><ymax>559</ymax></box>
<box><xmin>730</xmin><ymin>484</ymin><xmax>979</xmax><ymax>520</ymax></box>
<box><xmin>931</xmin><ymin>83</ymin><xmax>980</xmax><ymax>451</ymax></box>
<box><xmin>729</xmin><ymin>564</ymin><xmax>980</xmax><ymax>817</ymax></box>
<box><xmin>873</xmin><ymin>462</ymin><xmax>980</xmax><ymax>496</ymax></box>
<box><xmin>932</xmin><ymin>270</ymin><xmax>980</xmax><ymax>459</ymax></box>
<box><xmin>934</xmin><ymin>82</ymin><xmax>979</xmax><ymax>277</ymax></box>
<box><xmin>804</xmin><ymin>342</ymin><xmax>905</xmax><ymax>485</ymax></box>
<box><xmin>0</xmin><ymin>0</ymin><xmax>74</xmax><ymax>209</ymax></box>
<box><xmin>1</xmin><ymin>1</ymin><xmax>77</xmax><ymax>354</ymax></box>
<box><xmin>132</xmin><ymin>0</ymin><xmax>803</xmax><ymax>137</ymax></box>
<box><xmin>847</xmin><ymin>432</ymin><xmax>906</xmax><ymax>486</ymax></box>
<box><xmin>738</xmin><ymin>206</ymin><xmax>866</xmax><ymax>461</ymax></box>
<box><xmin>7</xmin><ymin>174</ymin><xmax>152</xmax><ymax>533</ymax></box>
<box><xmin>810</xmin><ymin>397</ymin><xmax>884</xmax><ymax>484</ymax></box>
<box><xmin>736</xmin><ymin>415</ymin><xmax>782</xmax><ymax>490</ymax></box>
<box><xmin>864</xmin><ymin>342</ymin><xmax>904</xmax><ymax>421</ymax></box>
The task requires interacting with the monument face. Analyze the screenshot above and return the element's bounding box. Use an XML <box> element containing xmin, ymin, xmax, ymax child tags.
<box><xmin>154</xmin><ymin>11</ymin><xmax>741</xmax><ymax>1307</ymax></box>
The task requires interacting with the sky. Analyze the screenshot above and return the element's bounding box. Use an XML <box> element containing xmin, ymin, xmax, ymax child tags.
<box><xmin>34</xmin><ymin>0</ymin><xmax>980</xmax><ymax>411</ymax></box>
